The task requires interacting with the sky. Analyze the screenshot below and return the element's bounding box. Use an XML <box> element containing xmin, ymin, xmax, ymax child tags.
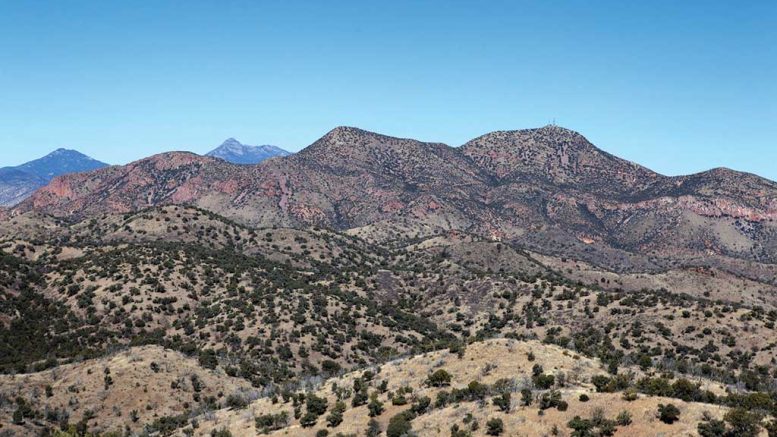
<box><xmin>0</xmin><ymin>1</ymin><xmax>775</xmax><ymax>178</ymax></box>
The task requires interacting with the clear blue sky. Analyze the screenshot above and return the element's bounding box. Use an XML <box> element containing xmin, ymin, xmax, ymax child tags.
<box><xmin>1</xmin><ymin>1</ymin><xmax>775</xmax><ymax>178</ymax></box>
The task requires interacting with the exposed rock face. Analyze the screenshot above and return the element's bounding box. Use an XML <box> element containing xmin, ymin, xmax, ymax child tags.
<box><xmin>0</xmin><ymin>148</ymin><xmax>108</xmax><ymax>206</ymax></box>
<box><xmin>13</xmin><ymin>126</ymin><xmax>777</xmax><ymax>270</ymax></box>
<box><xmin>206</xmin><ymin>138</ymin><xmax>290</xmax><ymax>164</ymax></box>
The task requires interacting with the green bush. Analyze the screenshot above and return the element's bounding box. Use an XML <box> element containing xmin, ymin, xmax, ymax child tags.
<box><xmin>486</xmin><ymin>418</ymin><xmax>504</xmax><ymax>436</ymax></box>
<box><xmin>426</xmin><ymin>369</ymin><xmax>452</xmax><ymax>387</ymax></box>
<box><xmin>657</xmin><ymin>404</ymin><xmax>680</xmax><ymax>424</ymax></box>
<box><xmin>387</xmin><ymin>412</ymin><xmax>413</xmax><ymax>437</ymax></box>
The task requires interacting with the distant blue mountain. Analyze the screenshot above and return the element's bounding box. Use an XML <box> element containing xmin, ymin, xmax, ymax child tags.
<box><xmin>0</xmin><ymin>148</ymin><xmax>108</xmax><ymax>207</ymax></box>
<box><xmin>206</xmin><ymin>138</ymin><xmax>291</xmax><ymax>165</ymax></box>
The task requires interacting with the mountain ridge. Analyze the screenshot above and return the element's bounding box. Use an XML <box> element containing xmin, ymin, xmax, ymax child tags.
<box><xmin>11</xmin><ymin>126</ymin><xmax>777</xmax><ymax>274</ymax></box>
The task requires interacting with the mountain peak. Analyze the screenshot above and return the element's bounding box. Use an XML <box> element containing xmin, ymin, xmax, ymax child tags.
<box><xmin>0</xmin><ymin>148</ymin><xmax>108</xmax><ymax>206</ymax></box>
<box><xmin>318</xmin><ymin>126</ymin><xmax>392</xmax><ymax>143</ymax></box>
<box><xmin>206</xmin><ymin>138</ymin><xmax>290</xmax><ymax>165</ymax></box>
<box><xmin>219</xmin><ymin>137</ymin><xmax>242</xmax><ymax>147</ymax></box>
<box><xmin>461</xmin><ymin>125</ymin><xmax>659</xmax><ymax>193</ymax></box>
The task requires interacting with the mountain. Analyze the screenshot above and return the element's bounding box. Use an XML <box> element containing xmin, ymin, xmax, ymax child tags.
<box><xmin>5</xmin><ymin>128</ymin><xmax>777</xmax><ymax>436</ymax></box>
<box><xmin>12</xmin><ymin>126</ymin><xmax>777</xmax><ymax>275</ymax></box>
<box><xmin>0</xmin><ymin>148</ymin><xmax>108</xmax><ymax>207</ymax></box>
<box><xmin>206</xmin><ymin>137</ymin><xmax>290</xmax><ymax>164</ymax></box>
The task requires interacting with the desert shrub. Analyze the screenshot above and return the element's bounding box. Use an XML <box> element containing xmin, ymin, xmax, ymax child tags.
<box><xmin>326</xmin><ymin>401</ymin><xmax>346</xmax><ymax>427</ymax></box>
<box><xmin>255</xmin><ymin>412</ymin><xmax>289</xmax><ymax>434</ymax></box>
<box><xmin>486</xmin><ymin>418</ymin><xmax>504</xmax><ymax>436</ymax></box>
<box><xmin>386</xmin><ymin>412</ymin><xmax>413</xmax><ymax>437</ymax></box>
<box><xmin>723</xmin><ymin>408</ymin><xmax>762</xmax><ymax>436</ymax></box>
<box><xmin>493</xmin><ymin>392</ymin><xmax>511</xmax><ymax>412</ymax></box>
<box><xmin>410</xmin><ymin>396</ymin><xmax>431</xmax><ymax>415</ymax></box>
<box><xmin>657</xmin><ymin>404</ymin><xmax>680</xmax><ymax>424</ymax></box>
<box><xmin>426</xmin><ymin>369</ymin><xmax>452</xmax><ymax>387</ymax></box>
<box><xmin>368</xmin><ymin>395</ymin><xmax>384</xmax><ymax>417</ymax></box>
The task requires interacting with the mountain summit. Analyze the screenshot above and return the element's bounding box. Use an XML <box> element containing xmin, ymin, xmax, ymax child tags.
<box><xmin>0</xmin><ymin>148</ymin><xmax>108</xmax><ymax>207</ymax></box>
<box><xmin>206</xmin><ymin>138</ymin><xmax>290</xmax><ymax>164</ymax></box>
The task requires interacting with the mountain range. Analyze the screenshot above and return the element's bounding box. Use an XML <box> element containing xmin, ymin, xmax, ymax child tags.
<box><xmin>11</xmin><ymin>125</ymin><xmax>777</xmax><ymax>279</ymax></box>
<box><xmin>0</xmin><ymin>149</ymin><xmax>108</xmax><ymax>207</ymax></box>
<box><xmin>4</xmin><ymin>125</ymin><xmax>777</xmax><ymax>436</ymax></box>
<box><xmin>0</xmin><ymin>139</ymin><xmax>290</xmax><ymax>207</ymax></box>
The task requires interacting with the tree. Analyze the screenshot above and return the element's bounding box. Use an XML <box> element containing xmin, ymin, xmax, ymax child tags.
<box><xmin>387</xmin><ymin>412</ymin><xmax>413</xmax><ymax>437</ymax></box>
<box><xmin>657</xmin><ymin>404</ymin><xmax>680</xmax><ymax>424</ymax></box>
<box><xmin>411</xmin><ymin>396</ymin><xmax>431</xmax><ymax>415</ymax></box>
<box><xmin>520</xmin><ymin>388</ymin><xmax>533</xmax><ymax>406</ymax></box>
<box><xmin>326</xmin><ymin>401</ymin><xmax>346</xmax><ymax>427</ymax></box>
<box><xmin>426</xmin><ymin>369</ymin><xmax>452</xmax><ymax>387</ymax></box>
<box><xmin>724</xmin><ymin>408</ymin><xmax>762</xmax><ymax>437</ymax></box>
<box><xmin>567</xmin><ymin>416</ymin><xmax>594</xmax><ymax>437</ymax></box>
<box><xmin>493</xmin><ymin>392</ymin><xmax>511</xmax><ymax>413</ymax></box>
<box><xmin>306</xmin><ymin>393</ymin><xmax>328</xmax><ymax>417</ymax></box>
<box><xmin>366</xmin><ymin>418</ymin><xmax>382</xmax><ymax>437</ymax></box>
<box><xmin>697</xmin><ymin>418</ymin><xmax>726</xmax><ymax>437</ymax></box>
<box><xmin>368</xmin><ymin>394</ymin><xmax>384</xmax><ymax>417</ymax></box>
<box><xmin>486</xmin><ymin>418</ymin><xmax>504</xmax><ymax>436</ymax></box>
<box><xmin>300</xmin><ymin>411</ymin><xmax>318</xmax><ymax>428</ymax></box>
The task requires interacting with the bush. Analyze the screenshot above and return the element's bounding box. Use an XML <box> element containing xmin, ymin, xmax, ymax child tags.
<box><xmin>226</xmin><ymin>393</ymin><xmax>248</xmax><ymax>409</ymax></box>
<box><xmin>300</xmin><ymin>411</ymin><xmax>318</xmax><ymax>428</ymax></box>
<box><xmin>493</xmin><ymin>392</ymin><xmax>511</xmax><ymax>412</ymax></box>
<box><xmin>616</xmin><ymin>410</ymin><xmax>632</xmax><ymax>426</ymax></box>
<box><xmin>368</xmin><ymin>396</ymin><xmax>384</xmax><ymax>417</ymax></box>
<box><xmin>410</xmin><ymin>396</ymin><xmax>431</xmax><ymax>415</ymax></box>
<box><xmin>579</xmin><ymin>393</ymin><xmax>589</xmax><ymax>402</ymax></box>
<box><xmin>366</xmin><ymin>418</ymin><xmax>382</xmax><ymax>437</ymax></box>
<box><xmin>724</xmin><ymin>408</ymin><xmax>762</xmax><ymax>436</ymax></box>
<box><xmin>486</xmin><ymin>418</ymin><xmax>504</xmax><ymax>436</ymax></box>
<box><xmin>306</xmin><ymin>393</ymin><xmax>328</xmax><ymax>417</ymax></box>
<box><xmin>326</xmin><ymin>401</ymin><xmax>346</xmax><ymax>427</ymax></box>
<box><xmin>386</xmin><ymin>412</ymin><xmax>413</xmax><ymax>437</ymax></box>
<box><xmin>657</xmin><ymin>404</ymin><xmax>680</xmax><ymax>424</ymax></box>
<box><xmin>426</xmin><ymin>369</ymin><xmax>452</xmax><ymax>387</ymax></box>
<box><xmin>538</xmin><ymin>390</ymin><xmax>564</xmax><ymax>410</ymax></box>
<box><xmin>698</xmin><ymin>418</ymin><xmax>726</xmax><ymax>437</ymax></box>
<box><xmin>321</xmin><ymin>360</ymin><xmax>341</xmax><ymax>375</ymax></box>
<box><xmin>533</xmin><ymin>373</ymin><xmax>555</xmax><ymax>390</ymax></box>
<box><xmin>567</xmin><ymin>416</ymin><xmax>593</xmax><ymax>436</ymax></box>
<box><xmin>520</xmin><ymin>388</ymin><xmax>533</xmax><ymax>406</ymax></box>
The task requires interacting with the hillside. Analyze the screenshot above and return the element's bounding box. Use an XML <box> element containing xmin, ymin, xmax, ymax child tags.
<box><xmin>1</xmin><ymin>205</ymin><xmax>777</xmax><ymax>435</ymax></box>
